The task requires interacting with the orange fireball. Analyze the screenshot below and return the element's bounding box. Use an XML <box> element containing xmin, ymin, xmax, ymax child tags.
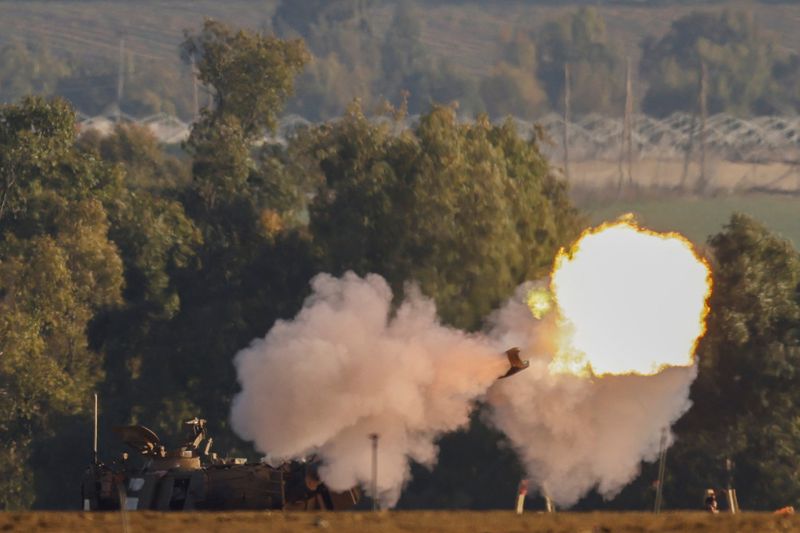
<box><xmin>546</xmin><ymin>216</ymin><xmax>712</xmax><ymax>376</ymax></box>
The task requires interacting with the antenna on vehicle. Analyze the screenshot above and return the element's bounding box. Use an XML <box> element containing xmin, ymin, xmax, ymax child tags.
<box><xmin>93</xmin><ymin>393</ymin><xmax>99</xmax><ymax>465</ymax></box>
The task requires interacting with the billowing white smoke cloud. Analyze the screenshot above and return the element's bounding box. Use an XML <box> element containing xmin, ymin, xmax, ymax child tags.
<box><xmin>230</xmin><ymin>272</ymin><xmax>507</xmax><ymax>506</ymax></box>
<box><xmin>485</xmin><ymin>285</ymin><xmax>696</xmax><ymax>506</ymax></box>
<box><xmin>231</xmin><ymin>273</ymin><xmax>698</xmax><ymax>508</ymax></box>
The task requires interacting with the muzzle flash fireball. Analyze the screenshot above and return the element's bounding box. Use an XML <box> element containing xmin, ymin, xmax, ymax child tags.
<box><xmin>544</xmin><ymin>216</ymin><xmax>712</xmax><ymax>377</ymax></box>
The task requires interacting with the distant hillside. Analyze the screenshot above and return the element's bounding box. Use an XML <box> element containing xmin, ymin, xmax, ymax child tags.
<box><xmin>4</xmin><ymin>1</ymin><xmax>798</xmax><ymax>71</ymax></box>
<box><xmin>2</xmin><ymin>0</ymin><xmax>799</xmax><ymax>118</ymax></box>
<box><xmin>379</xmin><ymin>1</ymin><xmax>800</xmax><ymax>76</ymax></box>
<box><xmin>0</xmin><ymin>1</ymin><xmax>279</xmax><ymax>72</ymax></box>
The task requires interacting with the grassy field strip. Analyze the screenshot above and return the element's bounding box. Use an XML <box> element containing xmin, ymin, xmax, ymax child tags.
<box><xmin>586</xmin><ymin>193</ymin><xmax>800</xmax><ymax>249</ymax></box>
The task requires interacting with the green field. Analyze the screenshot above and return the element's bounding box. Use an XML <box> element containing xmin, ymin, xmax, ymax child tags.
<box><xmin>586</xmin><ymin>193</ymin><xmax>800</xmax><ymax>248</ymax></box>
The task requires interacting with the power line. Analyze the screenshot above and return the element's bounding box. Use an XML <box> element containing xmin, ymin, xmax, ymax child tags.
<box><xmin>11</xmin><ymin>23</ymin><xmax>176</xmax><ymax>64</ymax></box>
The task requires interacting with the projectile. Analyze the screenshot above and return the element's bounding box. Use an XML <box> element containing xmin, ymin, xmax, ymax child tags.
<box><xmin>499</xmin><ymin>347</ymin><xmax>529</xmax><ymax>379</ymax></box>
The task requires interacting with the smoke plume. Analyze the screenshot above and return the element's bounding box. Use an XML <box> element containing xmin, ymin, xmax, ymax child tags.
<box><xmin>230</xmin><ymin>272</ymin><xmax>507</xmax><ymax>506</ymax></box>
<box><xmin>485</xmin><ymin>285</ymin><xmax>696</xmax><ymax>507</ymax></box>
<box><xmin>231</xmin><ymin>242</ymin><xmax>703</xmax><ymax>508</ymax></box>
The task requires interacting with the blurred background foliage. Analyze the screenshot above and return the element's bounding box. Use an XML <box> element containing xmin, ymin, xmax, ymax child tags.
<box><xmin>2</xmin><ymin>1</ymin><xmax>799</xmax><ymax>120</ymax></box>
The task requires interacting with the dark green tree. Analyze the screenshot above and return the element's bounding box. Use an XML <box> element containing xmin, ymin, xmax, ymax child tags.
<box><xmin>665</xmin><ymin>214</ymin><xmax>800</xmax><ymax>509</ymax></box>
<box><xmin>0</xmin><ymin>97</ymin><xmax>125</xmax><ymax>508</ymax></box>
<box><xmin>306</xmin><ymin>102</ymin><xmax>580</xmax><ymax>330</ymax></box>
<box><xmin>640</xmin><ymin>10</ymin><xmax>790</xmax><ymax>116</ymax></box>
<box><xmin>536</xmin><ymin>7</ymin><xmax>625</xmax><ymax>115</ymax></box>
<box><xmin>480</xmin><ymin>64</ymin><xmax>546</xmax><ymax>120</ymax></box>
<box><xmin>277</xmin><ymin>0</ymin><xmax>384</xmax><ymax>120</ymax></box>
<box><xmin>0</xmin><ymin>39</ymin><xmax>197</xmax><ymax>120</ymax></box>
<box><xmin>376</xmin><ymin>2</ymin><xmax>479</xmax><ymax>116</ymax></box>
<box><xmin>288</xmin><ymin>52</ymin><xmax>377</xmax><ymax>121</ymax></box>
<box><xmin>78</xmin><ymin>124</ymin><xmax>191</xmax><ymax>190</ymax></box>
<box><xmin>182</xmin><ymin>19</ymin><xmax>309</xmax><ymax>136</ymax></box>
<box><xmin>769</xmin><ymin>53</ymin><xmax>800</xmax><ymax>115</ymax></box>
<box><xmin>109</xmin><ymin>22</ymin><xmax>318</xmax><ymax>445</ymax></box>
<box><xmin>0</xmin><ymin>41</ymin><xmax>70</xmax><ymax>104</ymax></box>
<box><xmin>481</xmin><ymin>30</ymin><xmax>547</xmax><ymax>119</ymax></box>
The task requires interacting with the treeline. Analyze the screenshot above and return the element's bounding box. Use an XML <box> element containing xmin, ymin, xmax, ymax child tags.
<box><xmin>2</xmin><ymin>2</ymin><xmax>800</xmax><ymax>121</ymax></box>
<box><xmin>283</xmin><ymin>3</ymin><xmax>800</xmax><ymax>119</ymax></box>
<box><xmin>1</xmin><ymin>20</ymin><xmax>800</xmax><ymax>513</ymax></box>
<box><xmin>0</xmin><ymin>38</ymin><xmax>195</xmax><ymax>118</ymax></box>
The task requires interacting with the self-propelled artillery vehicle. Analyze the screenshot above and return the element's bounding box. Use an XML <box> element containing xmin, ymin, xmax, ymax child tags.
<box><xmin>81</xmin><ymin>347</ymin><xmax>528</xmax><ymax>512</ymax></box>
<box><xmin>81</xmin><ymin>417</ymin><xmax>360</xmax><ymax>511</ymax></box>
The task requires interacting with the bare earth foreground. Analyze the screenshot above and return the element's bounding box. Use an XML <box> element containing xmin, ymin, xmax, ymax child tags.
<box><xmin>1</xmin><ymin>511</ymin><xmax>798</xmax><ymax>533</ymax></box>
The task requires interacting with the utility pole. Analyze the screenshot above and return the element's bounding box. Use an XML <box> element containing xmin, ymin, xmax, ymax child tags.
<box><xmin>680</xmin><ymin>112</ymin><xmax>696</xmax><ymax>190</ymax></box>
<box><xmin>563</xmin><ymin>63</ymin><xmax>571</xmax><ymax>181</ymax></box>
<box><xmin>369</xmin><ymin>434</ymin><xmax>379</xmax><ymax>511</ymax></box>
<box><xmin>619</xmin><ymin>57</ymin><xmax>634</xmax><ymax>191</ymax></box>
<box><xmin>191</xmin><ymin>55</ymin><xmax>199</xmax><ymax>122</ymax></box>
<box><xmin>654</xmin><ymin>428</ymin><xmax>668</xmax><ymax>514</ymax></box>
<box><xmin>624</xmin><ymin>57</ymin><xmax>634</xmax><ymax>187</ymax></box>
<box><xmin>116</xmin><ymin>38</ymin><xmax>125</xmax><ymax>123</ymax></box>
<box><xmin>697</xmin><ymin>61</ymin><xmax>708</xmax><ymax>193</ymax></box>
<box><xmin>725</xmin><ymin>457</ymin><xmax>739</xmax><ymax>514</ymax></box>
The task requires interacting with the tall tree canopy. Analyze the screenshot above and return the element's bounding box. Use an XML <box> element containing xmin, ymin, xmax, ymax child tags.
<box><xmin>0</xmin><ymin>97</ymin><xmax>125</xmax><ymax>508</ymax></box>
<box><xmin>0</xmin><ymin>42</ymin><xmax>70</xmax><ymax>104</ymax></box>
<box><xmin>108</xmin><ymin>22</ymin><xmax>319</xmax><ymax>445</ymax></box>
<box><xmin>182</xmin><ymin>19</ymin><xmax>309</xmax><ymax>136</ymax></box>
<box><xmin>666</xmin><ymin>214</ymin><xmax>800</xmax><ymax>510</ymax></box>
<box><xmin>480</xmin><ymin>30</ymin><xmax>547</xmax><ymax>120</ymax></box>
<box><xmin>305</xmin><ymin>103</ymin><xmax>580</xmax><ymax>330</ymax></box>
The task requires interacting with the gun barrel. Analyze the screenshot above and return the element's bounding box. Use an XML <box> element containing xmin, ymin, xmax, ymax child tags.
<box><xmin>499</xmin><ymin>347</ymin><xmax>530</xmax><ymax>379</ymax></box>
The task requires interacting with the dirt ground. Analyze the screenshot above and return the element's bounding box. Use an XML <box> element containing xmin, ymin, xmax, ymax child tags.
<box><xmin>1</xmin><ymin>511</ymin><xmax>798</xmax><ymax>533</ymax></box>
